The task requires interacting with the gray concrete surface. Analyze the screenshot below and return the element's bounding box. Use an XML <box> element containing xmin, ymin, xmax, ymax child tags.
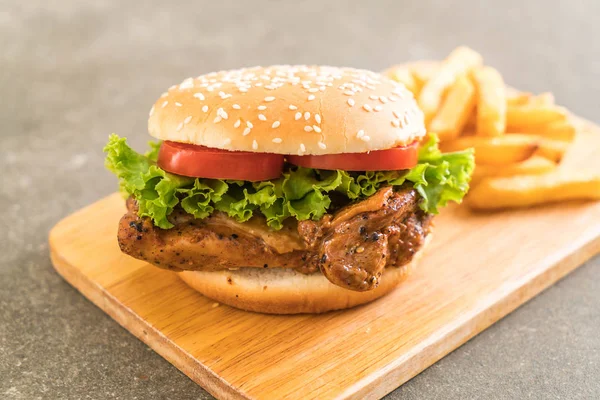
<box><xmin>1</xmin><ymin>1</ymin><xmax>599</xmax><ymax>399</ymax></box>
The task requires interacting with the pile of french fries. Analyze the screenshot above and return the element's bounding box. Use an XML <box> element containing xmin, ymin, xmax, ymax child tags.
<box><xmin>385</xmin><ymin>46</ymin><xmax>600</xmax><ymax>210</ymax></box>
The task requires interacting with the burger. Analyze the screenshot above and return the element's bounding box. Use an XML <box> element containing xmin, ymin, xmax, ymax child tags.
<box><xmin>104</xmin><ymin>65</ymin><xmax>474</xmax><ymax>314</ymax></box>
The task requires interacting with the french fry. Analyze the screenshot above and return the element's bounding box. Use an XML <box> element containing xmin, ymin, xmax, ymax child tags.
<box><xmin>531</xmin><ymin>92</ymin><xmax>555</xmax><ymax>106</ymax></box>
<box><xmin>409</xmin><ymin>61</ymin><xmax>440</xmax><ymax>89</ymax></box>
<box><xmin>472</xmin><ymin>66</ymin><xmax>506</xmax><ymax>136</ymax></box>
<box><xmin>418</xmin><ymin>46</ymin><xmax>483</xmax><ymax>122</ymax></box>
<box><xmin>429</xmin><ymin>76</ymin><xmax>476</xmax><ymax>141</ymax></box>
<box><xmin>471</xmin><ymin>156</ymin><xmax>556</xmax><ymax>185</ymax></box>
<box><xmin>441</xmin><ymin>135</ymin><xmax>539</xmax><ymax>165</ymax></box>
<box><xmin>386</xmin><ymin>65</ymin><xmax>419</xmax><ymax>94</ymax></box>
<box><xmin>495</xmin><ymin>134</ymin><xmax>570</xmax><ymax>163</ymax></box>
<box><xmin>508</xmin><ymin>120</ymin><xmax>576</xmax><ymax>142</ymax></box>
<box><xmin>468</xmin><ymin>170</ymin><xmax>600</xmax><ymax>210</ymax></box>
<box><xmin>536</xmin><ymin>138</ymin><xmax>570</xmax><ymax>162</ymax></box>
<box><xmin>506</xmin><ymin>104</ymin><xmax>568</xmax><ymax>129</ymax></box>
<box><xmin>507</xmin><ymin>92</ymin><xmax>555</xmax><ymax>107</ymax></box>
<box><xmin>506</xmin><ymin>92</ymin><xmax>533</xmax><ymax>106</ymax></box>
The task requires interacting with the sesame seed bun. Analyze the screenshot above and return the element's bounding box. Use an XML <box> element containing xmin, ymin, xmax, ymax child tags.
<box><xmin>148</xmin><ymin>65</ymin><xmax>426</xmax><ymax>155</ymax></box>
<box><xmin>178</xmin><ymin>234</ymin><xmax>431</xmax><ymax>314</ymax></box>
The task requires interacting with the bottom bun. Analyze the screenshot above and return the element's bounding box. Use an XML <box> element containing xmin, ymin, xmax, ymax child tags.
<box><xmin>179</xmin><ymin>234</ymin><xmax>431</xmax><ymax>314</ymax></box>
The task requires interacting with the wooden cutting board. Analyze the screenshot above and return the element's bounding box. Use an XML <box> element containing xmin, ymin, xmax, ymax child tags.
<box><xmin>49</xmin><ymin>119</ymin><xmax>600</xmax><ymax>400</ymax></box>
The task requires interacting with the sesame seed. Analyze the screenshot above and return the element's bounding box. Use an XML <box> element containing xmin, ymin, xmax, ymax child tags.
<box><xmin>319</xmin><ymin>86</ymin><xmax>326</xmax><ymax>91</ymax></box>
<box><xmin>403</xmin><ymin>114</ymin><xmax>410</xmax><ymax>125</ymax></box>
<box><xmin>169</xmin><ymin>85</ymin><xmax>177</xmax><ymax>91</ymax></box>
<box><xmin>193</xmin><ymin>93</ymin><xmax>205</xmax><ymax>101</ymax></box>
<box><xmin>202</xmin><ymin>105</ymin><xmax>209</xmax><ymax>113</ymax></box>
<box><xmin>363</xmin><ymin>104</ymin><xmax>373</xmax><ymax>112</ymax></box>
<box><xmin>272</xmin><ymin>137</ymin><xmax>282</xmax><ymax>143</ymax></box>
<box><xmin>379</xmin><ymin>96</ymin><xmax>388</xmax><ymax>103</ymax></box>
<box><xmin>366</xmin><ymin>85</ymin><xmax>376</xmax><ymax>90</ymax></box>
<box><xmin>308</xmin><ymin>95</ymin><xmax>315</xmax><ymax>101</ymax></box>
<box><xmin>213</xmin><ymin>116</ymin><xmax>222</xmax><ymax>123</ymax></box>
<box><xmin>308</xmin><ymin>87</ymin><xmax>319</xmax><ymax>93</ymax></box>
<box><xmin>374</xmin><ymin>105</ymin><xmax>383</xmax><ymax>112</ymax></box>
<box><xmin>318</xmin><ymin>141</ymin><xmax>327</xmax><ymax>149</ymax></box>
<box><xmin>232</xmin><ymin>104</ymin><xmax>241</xmax><ymax>109</ymax></box>
<box><xmin>313</xmin><ymin>125</ymin><xmax>322</xmax><ymax>133</ymax></box>
<box><xmin>161</xmin><ymin>101</ymin><xmax>168</xmax><ymax>108</ymax></box>
<box><xmin>149</xmin><ymin>106</ymin><xmax>154</xmax><ymax>116</ymax></box>
<box><xmin>258</xmin><ymin>114</ymin><xmax>267</xmax><ymax>121</ymax></box>
<box><xmin>160</xmin><ymin>92</ymin><xmax>168</xmax><ymax>98</ymax></box>
<box><xmin>389</xmin><ymin>95</ymin><xmax>399</xmax><ymax>102</ymax></box>
<box><xmin>176</xmin><ymin>122</ymin><xmax>184</xmax><ymax>131</ymax></box>
<box><xmin>304</xmin><ymin>126</ymin><xmax>313</xmax><ymax>132</ymax></box>
<box><xmin>356</xmin><ymin>129</ymin><xmax>365</xmax><ymax>138</ymax></box>
<box><xmin>223</xmin><ymin>138</ymin><xmax>232</xmax><ymax>146</ymax></box>
<box><xmin>184</xmin><ymin>116</ymin><xmax>192</xmax><ymax>124</ymax></box>
<box><xmin>295</xmin><ymin>112</ymin><xmax>302</xmax><ymax>120</ymax></box>
<box><xmin>393</xmin><ymin>110</ymin><xmax>401</xmax><ymax>118</ymax></box>
<box><xmin>360</xmin><ymin>135</ymin><xmax>371</xmax><ymax>142</ymax></box>
<box><xmin>300</xmin><ymin>143</ymin><xmax>306</xmax><ymax>152</ymax></box>
<box><xmin>255</xmin><ymin>83</ymin><xmax>263</xmax><ymax>87</ymax></box>
<box><xmin>252</xmin><ymin>140</ymin><xmax>258</xmax><ymax>150</ymax></box>
<box><xmin>246</xmin><ymin>121</ymin><xmax>253</xmax><ymax>128</ymax></box>
<box><xmin>347</xmin><ymin>98</ymin><xmax>355</xmax><ymax>107</ymax></box>
<box><xmin>272</xmin><ymin>121</ymin><xmax>281</xmax><ymax>129</ymax></box>
<box><xmin>258</xmin><ymin>105</ymin><xmax>267</xmax><ymax>110</ymax></box>
<box><xmin>234</xmin><ymin>119</ymin><xmax>241</xmax><ymax>128</ymax></box>
<box><xmin>392</xmin><ymin>120</ymin><xmax>400</xmax><ymax>127</ymax></box>
<box><xmin>217</xmin><ymin>108</ymin><xmax>228</xmax><ymax>120</ymax></box>
<box><xmin>239</xmin><ymin>88</ymin><xmax>248</xmax><ymax>93</ymax></box>
<box><xmin>243</xmin><ymin>127</ymin><xmax>252</xmax><ymax>136</ymax></box>
<box><xmin>264</xmin><ymin>96</ymin><xmax>275</xmax><ymax>102</ymax></box>
<box><xmin>343</xmin><ymin>91</ymin><xmax>354</xmax><ymax>96</ymax></box>
<box><xmin>369</xmin><ymin>95</ymin><xmax>379</xmax><ymax>100</ymax></box>
<box><xmin>175</xmin><ymin>102</ymin><xmax>182</xmax><ymax>107</ymax></box>
<box><xmin>315</xmin><ymin>114</ymin><xmax>321</xmax><ymax>124</ymax></box>
<box><xmin>289</xmin><ymin>105</ymin><xmax>298</xmax><ymax>110</ymax></box>
<box><xmin>304</xmin><ymin>112</ymin><xmax>310</xmax><ymax>120</ymax></box>
<box><xmin>393</xmin><ymin>88</ymin><xmax>406</xmax><ymax>97</ymax></box>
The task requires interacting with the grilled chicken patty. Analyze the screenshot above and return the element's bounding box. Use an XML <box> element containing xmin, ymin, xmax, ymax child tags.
<box><xmin>118</xmin><ymin>186</ymin><xmax>432</xmax><ymax>291</ymax></box>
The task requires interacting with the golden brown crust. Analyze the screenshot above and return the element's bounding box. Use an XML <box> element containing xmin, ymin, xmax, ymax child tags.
<box><xmin>148</xmin><ymin>65</ymin><xmax>426</xmax><ymax>155</ymax></box>
<box><xmin>178</xmin><ymin>234</ymin><xmax>431</xmax><ymax>314</ymax></box>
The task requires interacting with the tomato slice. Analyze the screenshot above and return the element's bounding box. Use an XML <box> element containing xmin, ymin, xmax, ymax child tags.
<box><xmin>157</xmin><ymin>141</ymin><xmax>284</xmax><ymax>181</ymax></box>
<box><xmin>287</xmin><ymin>142</ymin><xmax>419</xmax><ymax>171</ymax></box>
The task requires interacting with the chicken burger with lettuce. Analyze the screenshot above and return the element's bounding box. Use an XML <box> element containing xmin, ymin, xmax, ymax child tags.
<box><xmin>104</xmin><ymin>65</ymin><xmax>474</xmax><ymax>314</ymax></box>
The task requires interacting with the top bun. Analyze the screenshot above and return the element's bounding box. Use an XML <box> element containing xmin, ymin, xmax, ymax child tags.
<box><xmin>148</xmin><ymin>65</ymin><xmax>426</xmax><ymax>155</ymax></box>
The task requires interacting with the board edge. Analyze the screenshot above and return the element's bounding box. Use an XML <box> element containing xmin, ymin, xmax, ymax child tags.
<box><xmin>341</xmin><ymin>231</ymin><xmax>600</xmax><ymax>400</ymax></box>
<box><xmin>48</xmin><ymin>211</ymin><xmax>254</xmax><ymax>400</ymax></box>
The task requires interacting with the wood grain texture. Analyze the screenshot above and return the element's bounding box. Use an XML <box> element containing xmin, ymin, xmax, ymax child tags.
<box><xmin>49</xmin><ymin>119</ymin><xmax>600</xmax><ymax>400</ymax></box>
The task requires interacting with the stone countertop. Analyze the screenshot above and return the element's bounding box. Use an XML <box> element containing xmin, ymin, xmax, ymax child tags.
<box><xmin>1</xmin><ymin>1</ymin><xmax>599</xmax><ymax>399</ymax></box>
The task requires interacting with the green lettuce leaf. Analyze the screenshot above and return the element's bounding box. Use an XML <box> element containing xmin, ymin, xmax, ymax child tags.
<box><xmin>407</xmin><ymin>134</ymin><xmax>474</xmax><ymax>213</ymax></box>
<box><xmin>104</xmin><ymin>134</ymin><xmax>193</xmax><ymax>228</ymax></box>
<box><xmin>104</xmin><ymin>133</ymin><xmax>474</xmax><ymax>230</ymax></box>
<box><xmin>179</xmin><ymin>179</ymin><xmax>228</xmax><ymax>219</ymax></box>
